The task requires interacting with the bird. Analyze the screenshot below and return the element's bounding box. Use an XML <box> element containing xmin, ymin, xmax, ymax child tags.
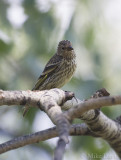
<box><xmin>23</xmin><ymin>40</ymin><xmax>76</xmax><ymax>116</ymax></box>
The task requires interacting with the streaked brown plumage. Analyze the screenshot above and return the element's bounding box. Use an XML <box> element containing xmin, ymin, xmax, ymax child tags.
<box><xmin>32</xmin><ymin>40</ymin><xmax>76</xmax><ymax>90</ymax></box>
<box><xmin>23</xmin><ymin>40</ymin><xmax>76</xmax><ymax>116</ymax></box>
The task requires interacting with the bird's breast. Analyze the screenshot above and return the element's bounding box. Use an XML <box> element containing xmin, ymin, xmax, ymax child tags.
<box><xmin>56</xmin><ymin>58</ymin><xmax>76</xmax><ymax>87</ymax></box>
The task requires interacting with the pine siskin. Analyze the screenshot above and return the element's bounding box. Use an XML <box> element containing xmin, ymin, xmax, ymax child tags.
<box><xmin>23</xmin><ymin>40</ymin><xmax>76</xmax><ymax>116</ymax></box>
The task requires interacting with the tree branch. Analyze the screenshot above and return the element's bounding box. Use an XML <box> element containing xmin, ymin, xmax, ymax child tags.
<box><xmin>64</xmin><ymin>89</ymin><xmax>121</xmax><ymax>157</ymax></box>
<box><xmin>0</xmin><ymin>124</ymin><xmax>92</xmax><ymax>154</ymax></box>
<box><xmin>1</xmin><ymin>88</ymin><xmax>121</xmax><ymax>158</ymax></box>
<box><xmin>0</xmin><ymin>89</ymin><xmax>74</xmax><ymax>160</ymax></box>
<box><xmin>64</xmin><ymin>95</ymin><xmax>121</xmax><ymax>120</ymax></box>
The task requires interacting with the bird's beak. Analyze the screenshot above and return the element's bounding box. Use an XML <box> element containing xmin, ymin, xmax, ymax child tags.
<box><xmin>67</xmin><ymin>46</ymin><xmax>73</xmax><ymax>51</ymax></box>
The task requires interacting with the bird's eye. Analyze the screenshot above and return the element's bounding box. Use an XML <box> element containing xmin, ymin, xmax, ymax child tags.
<box><xmin>62</xmin><ymin>47</ymin><xmax>65</xmax><ymax>50</ymax></box>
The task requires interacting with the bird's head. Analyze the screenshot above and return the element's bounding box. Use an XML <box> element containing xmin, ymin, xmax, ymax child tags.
<box><xmin>57</xmin><ymin>40</ymin><xmax>75</xmax><ymax>58</ymax></box>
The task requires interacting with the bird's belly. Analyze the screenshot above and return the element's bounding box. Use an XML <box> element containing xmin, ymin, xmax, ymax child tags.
<box><xmin>39</xmin><ymin>60</ymin><xmax>76</xmax><ymax>90</ymax></box>
<box><xmin>53</xmin><ymin>61</ymin><xmax>76</xmax><ymax>88</ymax></box>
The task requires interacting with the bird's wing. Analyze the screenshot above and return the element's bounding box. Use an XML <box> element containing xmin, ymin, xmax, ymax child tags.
<box><xmin>32</xmin><ymin>54</ymin><xmax>63</xmax><ymax>90</ymax></box>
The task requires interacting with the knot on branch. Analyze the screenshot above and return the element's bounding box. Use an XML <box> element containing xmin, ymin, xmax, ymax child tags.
<box><xmin>91</xmin><ymin>88</ymin><xmax>110</xmax><ymax>98</ymax></box>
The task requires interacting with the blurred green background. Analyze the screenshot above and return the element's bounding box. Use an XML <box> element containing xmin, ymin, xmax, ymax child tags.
<box><xmin>0</xmin><ymin>0</ymin><xmax>121</xmax><ymax>159</ymax></box>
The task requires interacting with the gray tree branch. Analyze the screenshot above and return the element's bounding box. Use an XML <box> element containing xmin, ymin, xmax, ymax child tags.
<box><xmin>0</xmin><ymin>124</ymin><xmax>91</xmax><ymax>154</ymax></box>
<box><xmin>0</xmin><ymin>89</ymin><xmax>74</xmax><ymax>160</ymax></box>
<box><xmin>0</xmin><ymin>89</ymin><xmax>121</xmax><ymax>158</ymax></box>
<box><xmin>64</xmin><ymin>89</ymin><xmax>121</xmax><ymax>158</ymax></box>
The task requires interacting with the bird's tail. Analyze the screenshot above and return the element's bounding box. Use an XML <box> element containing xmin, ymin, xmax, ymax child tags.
<box><xmin>23</xmin><ymin>105</ymin><xmax>30</xmax><ymax>117</ymax></box>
